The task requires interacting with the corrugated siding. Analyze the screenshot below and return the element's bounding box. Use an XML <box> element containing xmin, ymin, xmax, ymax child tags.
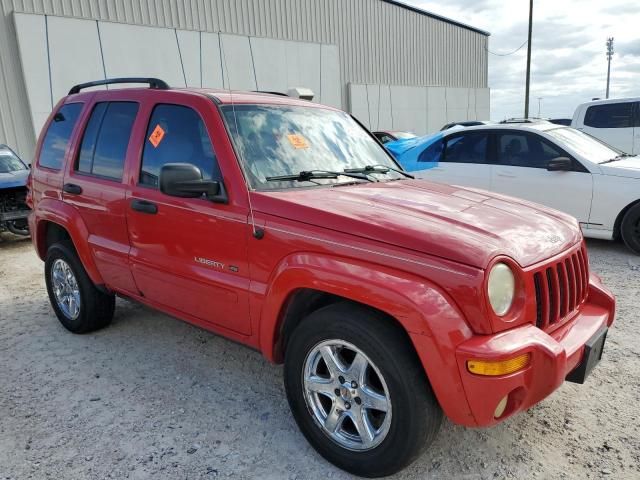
<box><xmin>0</xmin><ymin>0</ymin><xmax>488</xmax><ymax>160</ymax></box>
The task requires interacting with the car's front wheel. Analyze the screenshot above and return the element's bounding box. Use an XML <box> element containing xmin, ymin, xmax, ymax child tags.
<box><xmin>284</xmin><ymin>302</ymin><xmax>442</xmax><ymax>477</ymax></box>
<box><xmin>621</xmin><ymin>203</ymin><xmax>640</xmax><ymax>255</ymax></box>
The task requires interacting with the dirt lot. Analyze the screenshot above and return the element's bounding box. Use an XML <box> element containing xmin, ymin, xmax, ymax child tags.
<box><xmin>0</xmin><ymin>233</ymin><xmax>638</xmax><ymax>480</ymax></box>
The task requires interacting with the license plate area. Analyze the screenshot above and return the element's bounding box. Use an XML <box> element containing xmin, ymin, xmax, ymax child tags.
<box><xmin>566</xmin><ymin>326</ymin><xmax>607</xmax><ymax>384</ymax></box>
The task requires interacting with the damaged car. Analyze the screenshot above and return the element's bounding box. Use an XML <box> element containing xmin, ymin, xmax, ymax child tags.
<box><xmin>0</xmin><ymin>144</ymin><xmax>30</xmax><ymax>236</ymax></box>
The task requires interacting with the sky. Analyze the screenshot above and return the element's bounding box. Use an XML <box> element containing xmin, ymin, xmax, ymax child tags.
<box><xmin>407</xmin><ymin>0</ymin><xmax>640</xmax><ymax>121</ymax></box>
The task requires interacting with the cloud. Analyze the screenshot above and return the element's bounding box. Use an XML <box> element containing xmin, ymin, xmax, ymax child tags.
<box><xmin>407</xmin><ymin>0</ymin><xmax>640</xmax><ymax>120</ymax></box>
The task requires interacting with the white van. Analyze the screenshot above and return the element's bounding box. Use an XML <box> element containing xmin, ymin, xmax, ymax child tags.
<box><xmin>572</xmin><ymin>98</ymin><xmax>640</xmax><ymax>154</ymax></box>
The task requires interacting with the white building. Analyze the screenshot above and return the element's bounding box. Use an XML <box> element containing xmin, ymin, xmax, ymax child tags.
<box><xmin>0</xmin><ymin>0</ymin><xmax>490</xmax><ymax>160</ymax></box>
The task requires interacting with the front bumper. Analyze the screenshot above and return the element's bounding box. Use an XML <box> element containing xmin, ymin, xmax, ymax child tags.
<box><xmin>454</xmin><ymin>273</ymin><xmax>615</xmax><ymax>427</ymax></box>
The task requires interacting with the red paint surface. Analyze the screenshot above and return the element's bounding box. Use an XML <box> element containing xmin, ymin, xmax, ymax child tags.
<box><xmin>29</xmin><ymin>88</ymin><xmax>615</xmax><ymax>427</ymax></box>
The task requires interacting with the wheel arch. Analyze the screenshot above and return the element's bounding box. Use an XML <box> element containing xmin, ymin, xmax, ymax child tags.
<box><xmin>275</xmin><ymin>288</ymin><xmax>418</xmax><ymax>366</ymax></box>
<box><xmin>258</xmin><ymin>253</ymin><xmax>476</xmax><ymax>425</ymax></box>
<box><xmin>33</xmin><ymin>199</ymin><xmax>104</xmax><ymax>286</ymax></box>
<box><xmin>613</xmin><ymin>198</ymin><xmax>640</xmax><ymax>239</ymax></box>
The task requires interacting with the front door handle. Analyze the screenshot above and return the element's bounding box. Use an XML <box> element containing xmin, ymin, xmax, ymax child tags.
<box><xmin>496</xmin><ymin>172</ymin><xmax>516</xmax><ymax>178</ymax></box>
<box><xmin>130</xmin><ymin>199</ymin><xmax>158</xmax><ymax>214</ymax></box>
<box><xmin>63</xmin><ymin>183</ymin><xmax>82</xmax><ymax>195</ymax></box>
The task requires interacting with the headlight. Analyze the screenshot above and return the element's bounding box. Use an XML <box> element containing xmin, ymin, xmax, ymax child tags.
<box><xmin>487</xmin><ymin>263</ymin><xmax>516</xmax><ymax>316</ymax></box>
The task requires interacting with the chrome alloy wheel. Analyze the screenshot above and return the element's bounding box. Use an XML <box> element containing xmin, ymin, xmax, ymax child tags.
<box><xmin>302</xmin><ymin>339</ymin><xmax>392</xmax><ymax>451</ymax></box>
<box><xmin>51</xmin><ymin>258</ymin><xmax>81</xmax><ymax>320</ymax></box>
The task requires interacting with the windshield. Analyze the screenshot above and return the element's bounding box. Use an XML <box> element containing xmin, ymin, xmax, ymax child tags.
<box><xmin>0</xmin><ymin>148</ymin><xmax>27</xmax><ymax>173</ymax></box>
<box><xmin>394</xmin><ymin>132</ymin><xmax>417</xmax><ymax>140</ymax></box>
<box><xmin>545</xmin><ymin>127</ymin><xmax>623</xmax><ymax>163</ymax></box>
<box><xmin>221</xmin><ymin>104</ymin><xmax>402</xmax><ymax>190</ymax></box>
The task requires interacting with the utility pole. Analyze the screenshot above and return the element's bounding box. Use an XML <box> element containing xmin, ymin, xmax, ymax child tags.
<box><xmin>537</xmin><ymin>97</ymin><xmax>543</xmax><ymax>117</ymax></box>
<box><xmin>606</xmin><ymin>37</ymin><xmax>614</xmax><ymax>99</ymax></box>
<box><xmin>524</xmin><ymin>0</ymin><xmax>533</xmax><ymax>119</ymax></box>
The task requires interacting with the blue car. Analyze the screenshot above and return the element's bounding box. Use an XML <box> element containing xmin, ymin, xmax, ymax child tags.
<box><xmin>0</xmin><ymin>144</ymin><xmax>30</xmax><ymax>236</ymax></box>
<box><xmin>385</xmin><ymin>131</ymin><xmax>449</xmax><ymax>172</ymax></box>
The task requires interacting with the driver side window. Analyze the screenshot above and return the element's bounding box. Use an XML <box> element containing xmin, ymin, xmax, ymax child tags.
<box><xmin>497</xmin><ymin>133</ymin><xmax>564</xmax><ymax>169</ymax></box>
<box><xmin>139</xmin><ymin>104</ymin><xmax>221</xmax><ymax>187</ymax></box>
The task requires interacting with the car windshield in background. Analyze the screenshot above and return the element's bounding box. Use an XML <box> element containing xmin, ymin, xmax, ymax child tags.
<box><xmin>546</xmin><ymin>127</ymin><xmax>623</xmax><ymax>163</ymax></box>
<box><xmin>393</xmin><ymin>132</ymin><xmax>417</xmax><ymax>140</ymax></box>
<box><xmin>221</xmin><ymin>104</ymin><xmax>402</xmax><ymax>190</ymax></box>
<box><xmin>0</xmin><ymin>148</ymin><xmax>27</xmax><ymax>173</ymax></box>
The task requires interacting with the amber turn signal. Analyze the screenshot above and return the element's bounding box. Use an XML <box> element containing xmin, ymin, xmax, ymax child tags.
<box><xmin>467</xmin><ymin>353</ymin><xmax>531</xmax><ymax>376</ymax></box>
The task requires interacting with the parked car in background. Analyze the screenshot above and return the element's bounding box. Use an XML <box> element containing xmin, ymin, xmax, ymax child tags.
<box><xmin>549</xmin><ymin>118</ymin><xmax>572</xmax><ymax>126</ymax></box>
<box><xmin>388</xmin><ymin>123</ymin><xmax>640</xmax><ymax>254</ymax></box>
<box><xmin>572</xmin><ymin>97</ymin><xmax>640</xmax><ymax>154</ymax></box>
<box><xmin>440</xmin><ymin>120</ymin><xmax>492</xmax><ymax>130</ymax></box>
<box><xmin>0</xmin><ymin>144</ymin><xmax>30</xmax><ymax>236</ymax></box>
<box><xmin>27</xmin><ymin>78</ymin><xmax>615</xmax><ymax>477</ymax></box>
<box><xmin>499</xmin><ymin>117</ymin><xmax>551</xmax><ymax>124</ymax></box>
<box><xmin>372</xmin><ymin>130</ymin><xmax>417</xmax><ymax>144</ymax></box>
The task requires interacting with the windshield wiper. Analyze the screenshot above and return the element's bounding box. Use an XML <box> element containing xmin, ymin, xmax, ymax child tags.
<box><xmin>600</xmin><ymin>153</ymin><xmax>633</xmax><ymax>164</ymax></box>
<box><xmin>266</xmin><ymin>170</ymin><xmax>374</xmax><ymax>183</ymax></box>
<box><xmin>344</xmin><ymin>164</ymin><xmax>414</xmax><ymax>179</ymax></box>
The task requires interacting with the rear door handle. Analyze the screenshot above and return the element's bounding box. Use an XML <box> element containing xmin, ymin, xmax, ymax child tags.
<box><xmin>63</xmin><ymin>183</ymin><xmax>82</xmax><ymax>195</ymax></box>
<box><xmin>130</xmin><ymin>199</ymin><xmax>158</xmax><ymax>214</ymax></box>
<box><xmin>496</xmin><ymin>172</ymin><xmax>516</xmax><ymax>178</ymax></box>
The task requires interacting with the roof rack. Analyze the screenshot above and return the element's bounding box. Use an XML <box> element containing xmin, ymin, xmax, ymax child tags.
<box><xmin>68</xmin><ymin>77</ymin><xmax>169</xmax><ymax>95</ymax></box>
<box><xmin>252</xmin><ymin>90</ymin><xmax>289</xmax><ymax>97</ymax></box>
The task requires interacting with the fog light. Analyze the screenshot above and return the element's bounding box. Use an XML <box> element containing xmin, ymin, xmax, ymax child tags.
<box><xmin>466</xmin><ymin>353</ymin><xmax>530</xmax><ymax>376</ymax></box>
<box><xmin>494</xmin><ymin>395</ymin><xmax>508</xmax><ymax>418</ymax></box>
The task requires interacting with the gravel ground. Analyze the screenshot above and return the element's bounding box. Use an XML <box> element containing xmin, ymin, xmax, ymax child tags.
<box><xmin>0</xmin><ymin>232</ymin><xmax>639</xmax><ymax>480</ymax></box>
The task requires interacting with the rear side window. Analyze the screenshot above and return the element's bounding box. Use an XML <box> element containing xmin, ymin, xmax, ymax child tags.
<box><xmin>584</xmin><ymin>103</ymin><xmax>634</xmax><ymax>128</ymax></box>
<box><xmin>39</xmin><ymin>103</ymin><xmax>83</xmax><ymax>170</ymax></box>
<box><xmin>442</xmin><ymin>133</ymin><xmax>489</xmax><ymax>164</ymax></box>
<box><xmin>139</xmin><ymin>104</ymin><xmax>220</xmax><ymax>188</ymax></box>
<box><xmin>76</xmin><ymin>102</ymin><xmax>138</xmax><ymax>180</ymax></box>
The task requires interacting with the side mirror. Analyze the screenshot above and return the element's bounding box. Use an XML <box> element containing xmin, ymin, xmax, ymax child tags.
<box><xmin>546</xmin><ymin>156</ymin><xmax>572</xmax><ymax>172</ymax></box>
<box><xmin>160</xmin><ymin>163</ymin><xmax>227</xmax><ymax>203</ymax></box>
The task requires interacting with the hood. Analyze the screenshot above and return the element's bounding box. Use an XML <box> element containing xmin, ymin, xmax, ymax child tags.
<box><xmin>0</xmin><ymin>169</ymin><xmax>29</xmax><ymax>189</ymax></box>
<box><xmin>254</xmin><ymin>180</ymin><xmax>582</xmax><ymax>269</ymax></box>
<box><xmin>598</xmin><ymin>156</ymin><xmax>640</xmax><ymax>179</ymax></box>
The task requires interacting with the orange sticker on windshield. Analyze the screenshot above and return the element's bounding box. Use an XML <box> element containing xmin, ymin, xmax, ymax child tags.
<box><xmin>287</xmin><ymin>134</ymin><xmax>309</xmax><ymax>149</ymax></box>
<box><xmin>148</xmin><ymin>124</ymin><xmax>165</xmax><ymax>148</ymax></box>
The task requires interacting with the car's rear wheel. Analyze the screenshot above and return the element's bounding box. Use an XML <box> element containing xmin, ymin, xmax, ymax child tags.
<box><xmin>284</xmin><ymin>302</ymin><xmax>442</xmax><ymax>477</ymax></box>
<box><xmin>621</xmin><ymin>203</ymin><xmax>640</xmax><ymax>255</ymax></box>
<box><xmin>45</xmin><ymin>241</ymin><xmax>115</xmax><ymax>333</ymax></box>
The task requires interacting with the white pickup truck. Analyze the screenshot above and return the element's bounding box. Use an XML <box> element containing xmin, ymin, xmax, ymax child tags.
<box><xmin>572</xmin><ymin>97</ymin><xmax>640</xmax><ymax>154</ymax></box>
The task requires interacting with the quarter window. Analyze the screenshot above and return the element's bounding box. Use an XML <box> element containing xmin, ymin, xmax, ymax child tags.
<box><xmin>39</xmin><ymin>103</ymin><xmax>83</xmax><ymax>170</ymax></box>
<box><xmin>76</xmin><ymin>102</ymin><xmax>138</xmax><ymax>180</ymax></box>
<box><xmin>442</xmin><ymin>133</ymin><xmax>489</xmax><ymax>164</ymax></box>
<box><xmin>140</xmin><ymin>104</ymin><xmax>220</xmax><ymax>188</ymax></box>
<box><xmin>584</xmin><ymin>103</ymin><xmax>634</xmax><ymax>128</ymax></box>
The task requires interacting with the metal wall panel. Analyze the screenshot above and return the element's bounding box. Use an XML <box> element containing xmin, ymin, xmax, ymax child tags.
<box><xmin>0</xmin><ymin>0</ymin><xmax>488</xmax><ymax>160</ymax></box>
<box><xmin>350</xmin><ymin>83</ymin><xmax>491</xmax><ymax>136</ymax></box>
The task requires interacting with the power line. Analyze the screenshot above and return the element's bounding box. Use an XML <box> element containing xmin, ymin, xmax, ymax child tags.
<box><xmin>485</xmin><ymin>39</ymin><xmax>528</xmax><ymax>56</ymax></box>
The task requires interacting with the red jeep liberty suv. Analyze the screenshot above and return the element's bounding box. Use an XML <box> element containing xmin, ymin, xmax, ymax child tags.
<box><xmin>28</xmin><ymin>78</ymin><xmax>615</xmax><ymax>477</ymax></box>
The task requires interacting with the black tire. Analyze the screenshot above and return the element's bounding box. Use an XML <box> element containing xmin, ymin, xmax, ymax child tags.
<box><xmin>44</xmin><ymin>241</ymin><xmax>115</xmax><ymax>333</ymax></box>
<box><xmin>7</xmin><ymin>219</ymin><xmax>30</xmax><ymax>236</ymax></box>
<box><xmin>284</xmin><ymin>302</ymin><xmax>442</xmax><ymax>478</ymax></box>
<box><xmin>621</xmin><ymin>203</ymin><xmax>640</xmax><ymax>255</ymax></box>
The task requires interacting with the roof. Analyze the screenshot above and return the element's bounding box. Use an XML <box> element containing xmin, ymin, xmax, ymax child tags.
<box><xmin>381</xmin><ymin>0</ymin><xmax>490</xmax><ymax>36</ymax></box>
<box><xmin>199</xmin><ymin>89</ymin><xmax>340</xmax><ymax>109</ymax></box>
<box><xmin>445</xmin><ymin>122</ymin><xmax>565</xmax><ymax>134</ymax></box>
<box><xmin>576</xmin><ymin>97</ymin><xmax>640</xmax><ymax>107</ymax></box>
<box><xmin>66</xmin><ymin>83</ymin><xmax>340</xmax><ymax>109</ymax></box>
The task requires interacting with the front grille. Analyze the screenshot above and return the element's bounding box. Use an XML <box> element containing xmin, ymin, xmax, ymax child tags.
<box><xmin>533</xmin><ymin>247</ymin><xmax>589</xmax><ymax>330</ymax></box>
